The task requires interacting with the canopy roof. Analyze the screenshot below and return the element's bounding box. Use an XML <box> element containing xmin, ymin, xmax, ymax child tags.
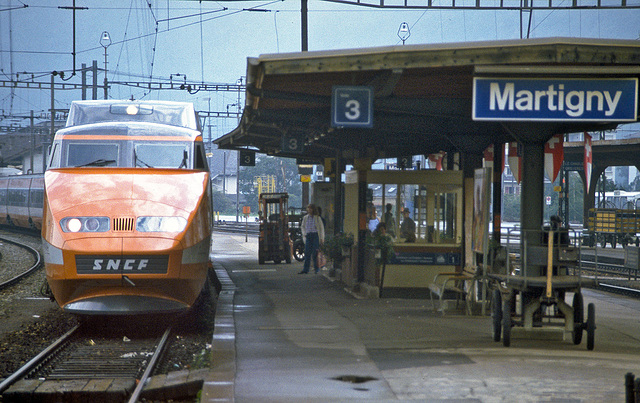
<box><xmin>215</xmin><ymin>38</ymin><xmax>640</xmax><ymax>163</ymax></box>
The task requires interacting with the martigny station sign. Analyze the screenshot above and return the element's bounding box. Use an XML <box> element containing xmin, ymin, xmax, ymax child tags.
<box><xmin>473</xmin><ymin>77</ymin><xmax>638</xmax><ymax>122</ymax></box>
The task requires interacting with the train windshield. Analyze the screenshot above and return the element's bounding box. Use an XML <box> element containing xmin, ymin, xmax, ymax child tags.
<box><xmin>134</xmin><ymin>144</ymin><xmax>189</xmax><ymax>169</ymax></box>
<box><xmin>67</xmin><ymin>144</ymin><xmax>118</xmax><ymax>167</ymax></box>
<box><xmin>57</xmin><ymin>140</ymin><xmax>193</xmax><ymax>169</ymax></box>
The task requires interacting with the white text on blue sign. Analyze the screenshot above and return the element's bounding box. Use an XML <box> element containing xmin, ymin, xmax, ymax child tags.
<box><xmin>473</xmin><ymin>78</ymin><xmax>638</xmax><ymax>122</ymax></box>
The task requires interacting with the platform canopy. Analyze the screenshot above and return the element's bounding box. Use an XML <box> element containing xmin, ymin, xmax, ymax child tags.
<box><xmin>214</xmin><ymin>38</ymin><xmax>640</xmax><ymax>163</ymax></box>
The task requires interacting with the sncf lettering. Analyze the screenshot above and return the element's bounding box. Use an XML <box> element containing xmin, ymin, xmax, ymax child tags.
<box><xmin>90</xmin><ymin>259</ymin><xmax>150</xmax><ymax>271</ymax></box>
<box><xmin>92</xmin><ymin>259</ymin><xmax>103</xmax><ymax>271</ymax></box>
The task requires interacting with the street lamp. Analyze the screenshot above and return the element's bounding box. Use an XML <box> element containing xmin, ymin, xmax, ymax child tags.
<box><xmin>100</xmin><ymin>31</ymin><xmax>111</xmax><ymax>99</ymax></box>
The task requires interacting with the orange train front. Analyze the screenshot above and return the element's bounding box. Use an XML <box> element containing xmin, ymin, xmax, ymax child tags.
<box><xmin>42</xmin><ymin>100</ymin><xmax>212</xmax><ymax>315</ymax></box>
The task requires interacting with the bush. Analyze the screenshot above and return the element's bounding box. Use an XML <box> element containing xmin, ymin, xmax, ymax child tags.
<box><xmin>321</xmin><ymin>232</ymin><xmax>354</xmax><ymax>261</ymax></box>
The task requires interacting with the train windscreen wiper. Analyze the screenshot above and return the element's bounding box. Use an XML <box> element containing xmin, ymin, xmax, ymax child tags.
<box><xmin>178</xmin><ymin>150</ymin><xmax>188</xmax><ymax>169</ymax></box>
<box><xmin>134</xmin><ymin>149</ymin><xmax>153</xmax><ymax>168</ymax></box>
<box><xmin>77</xmin><ymin>159</ymin><xmax>117</xmax><ymax>167</ymax></box>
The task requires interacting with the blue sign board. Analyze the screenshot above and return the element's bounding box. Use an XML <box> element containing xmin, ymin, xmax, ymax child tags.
<box><xmin>331</xmin><ymin>86</ymin><xmax>373</xmax><ymax>128</ymax></box>
<box><xmin>389</xmin><ymin>252</ymin><xmax>460</xmax><ymax>266</ymax></box>
<box><xmin>563</xmin><ymin>161</ymin><xmax>584</xmax><ymax>173</ymax></box>
<box><xmin>473</xmin><ymin>77</ymin><xmax>638</xmax><ymax>122</ymax></box>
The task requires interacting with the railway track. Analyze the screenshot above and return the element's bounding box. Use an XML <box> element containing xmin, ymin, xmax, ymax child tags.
<box><xmin>0</xmin><ymin>322</ymin><xmax>173</xmax><ymax>402</ymax></box>
<box><xmin>0</xmin><ymin>234</ymin><xmax>42</xmax><ymax>291</ymax></box>
<box><xmin>213</xmin><ymin>220</ymin><xmax>259</xmax><ymax>236</ymax></box>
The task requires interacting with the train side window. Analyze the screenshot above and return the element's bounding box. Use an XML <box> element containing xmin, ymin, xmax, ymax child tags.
<box><xmin>195</xmin><ymin>144</ymin><xmax>208</xmax><ymax>170</ymax></box>
<box><xmin>29</xmin><ymin>189</ymin><xmax>44</xmax><ymax>208</ymax></box>
<box><xmin>8</xmin><ymin>188</ymin><xmax>28</xmax><ymax>207</ymax></box>
<box><xmin>48</xmin><ymin>143</ymin><xmax>60</xmax><ymax>169</ymax></box>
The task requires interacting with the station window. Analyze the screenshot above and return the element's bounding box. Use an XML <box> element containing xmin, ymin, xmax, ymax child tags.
<box><xmin>368</xmin><ymin>177</ymin><xmax>461</xmax><ymax>245</ymax></box>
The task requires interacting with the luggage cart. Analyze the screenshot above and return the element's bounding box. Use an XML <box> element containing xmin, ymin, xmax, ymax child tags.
<box><xmin>488</xmin><ymin>227</ymin><xmax>596</xmax><ymax>350</ymax></box>
<box><xmin>258</xmin><ymin>193</ymin><xmax>292</xmax><ymax>264</ymax></box>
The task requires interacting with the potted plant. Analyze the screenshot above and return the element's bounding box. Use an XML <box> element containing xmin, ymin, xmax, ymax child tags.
<box><xmin>321</xmin><ymin>232</ymin><xmax>355</xmax><ymax>263</ymax></box>
<box><xmin>367</xmin><ymin>231</ymin><xmax>394</xmax><ymax>264</ymax></box>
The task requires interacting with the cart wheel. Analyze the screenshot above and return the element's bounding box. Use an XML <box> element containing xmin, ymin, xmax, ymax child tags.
<box><xmin>259</xmin><ymin>252</ymin><xmax>265</xmax><ymax>265</ymax></box>
<box><xmin>611</xmin><ymin>237</ymin><xmax>617</xmax><ymax>249</ymax></box>
<box><xmin>502</xmin><ymin>298</ymin><xmax>512</xmax><ymax>347</ymax></box>
<box><xmin>572</xmin><ymin>292</ymin><xmax>584</xmax><ymax>345</ymax></box>
<box><xmin>587</xmin><ymin>303</ymin><xmax>596</xmax><ymax>351</ymax></box>
<box><xmin>294</xmin><ymin>242</ymin><xmax>305</xmax><ymax>261</ymax></box>
<box><xmin>274</xmin><ymin>259</ymin><xmax>281</xmax><ymax>264</ymax></box>
<box><xmin>598</xmin><ymin>233</ymin><xmax>606</xmax><ymax>248</ymax></box>
<box><xmin>491</xmin><ymin>289</ymin><xmax>502</xmax><ymax>342</ymax></box>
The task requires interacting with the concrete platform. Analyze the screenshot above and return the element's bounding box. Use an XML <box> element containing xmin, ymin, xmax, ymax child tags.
<box><xmin>203</xmin><ymin>234</ymin><xmax>640</xmax><ymax>402</ymax></box>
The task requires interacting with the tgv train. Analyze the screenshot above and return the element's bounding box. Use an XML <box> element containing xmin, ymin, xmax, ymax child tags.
<box><xmin>0</xmin><ymin>174</ymin><xmax>44</xmax><ymax>230</ymax></box>
<box><xmin>38</xmin><ymin>100</ymin><xmax>213</xmax><ymax>315</ymax></box>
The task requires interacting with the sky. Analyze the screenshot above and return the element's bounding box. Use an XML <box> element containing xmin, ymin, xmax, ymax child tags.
<box><xmin>1</xmin><ymin>0</ymin><xmax>639</xmax><ymax>140</ymax></box>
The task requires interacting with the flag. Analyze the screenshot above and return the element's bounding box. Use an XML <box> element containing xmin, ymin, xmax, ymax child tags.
<box><xmin>508</xmin><ymin>142</ymin><xmax>522</xmax><ymax>184</ymax></box>
<box><xmin>584</xmin><ymin>132</ymin><xmax>593</xmax><ymax>192</ymax></box>
<box><xmin>544</xmin><ymin>134</ymin><xmax>564</xmax><ymax>182</ymax></box>
<box><xmin>484</xmin><ymin>144</ymin><xmax>506</xmax><ymax>174</ymax></box>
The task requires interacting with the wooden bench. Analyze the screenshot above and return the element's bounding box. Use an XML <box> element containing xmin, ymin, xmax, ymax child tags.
<box><xmin>429</xmin><ymin>266</ymin><xmax>479</xmax><ymax>315</ymax></box>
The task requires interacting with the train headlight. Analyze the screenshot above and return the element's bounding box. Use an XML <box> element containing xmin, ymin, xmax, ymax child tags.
<box><xmin>136</xmin><ymin>216</ymin><xmax>187</xmax><ymax>232</ymax></box>
<box><xmin>60</xmin><ymin>217</ymin><xmax>110</xmax><ymax>233</ymax></box>
<box><xmin>66</xmin><ymin>218</ymin><xmax>82</xmax><ymax>233</ymax></box>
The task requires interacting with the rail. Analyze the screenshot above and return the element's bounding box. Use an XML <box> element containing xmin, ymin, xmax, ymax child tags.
<box><xmin>0</xmin><ymin>324</ymin><xmax>174</xmax><ymax>401</ymax></box>
<box><xmin>128</xmin><ymin>326</ymin><xmax>172</xmax><ymax>403</ymax></box>
<box><xmin>213</xmin><ymin>220</ymin><xmax>259</xmax><ymax>236</ymax></box>
<box><xmin>0</xmin><ymin>235</ymin><xmax>43</xmax><ymax>290</ymax></box>
<box><xmin>0</xmin><ymin>325</ymin><xmax>80</xmax><ymax>393</ymax></box>
<box><xmin>493</xmin><ymin>226</ymin><xmax>640</xmax><ymax>296</ymax></box>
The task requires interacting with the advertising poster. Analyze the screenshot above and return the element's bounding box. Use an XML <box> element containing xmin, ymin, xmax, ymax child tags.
<box><xmin>473</xmin><ymin>168</ymin><xmax>491</xmax><ymax>254</ymax></box>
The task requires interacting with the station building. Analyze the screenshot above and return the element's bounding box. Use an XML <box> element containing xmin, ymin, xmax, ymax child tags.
<box><xmin>215</xmin><ymin>37</ymin><xmax>640</xmax><ymax>298</ymax></box>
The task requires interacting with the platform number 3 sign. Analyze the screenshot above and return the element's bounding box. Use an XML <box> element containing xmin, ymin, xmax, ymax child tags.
<box><xmin>331</xmin><ymin>86</ymin><xmax>373</xmax><ymax>128</ymax></box>
<box><xmin>239</xmin><ymin>150</ymin><xmax>255</xmax><ymax>166</ymax></box>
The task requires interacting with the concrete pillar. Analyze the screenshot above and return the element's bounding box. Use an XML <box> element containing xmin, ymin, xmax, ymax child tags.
<box><xmin>333</xmin><ymin>151</ymin><xmax>343</xmax><ymax>235</ymax></box>
<box><xmin>520</xmin><ymin>142</ymin><xmax>544</xmax><ymax>276</ymax></box>
<box><xmin>353</xmin><ymin>158</ymin><xmax>372</xmax><ymax>284</ymax></box>
<box><xmin>492</xmin><ymin>143</ymin><xmax>503</xmax><ymax>245</ymax></box>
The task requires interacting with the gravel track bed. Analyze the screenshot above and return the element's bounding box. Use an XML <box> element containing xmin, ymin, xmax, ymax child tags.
<box><xmin>0</xmin><ymin>229</ymin><xmax>216</xmax><ymax>394</ymax></box>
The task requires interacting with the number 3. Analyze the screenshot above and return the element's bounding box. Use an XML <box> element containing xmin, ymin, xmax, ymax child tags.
<box><xmin>345</xmin><ymin>99</ymin><xmax>361</xmax><ymax>121</ymax></box>
<box><xmin>288</xmin><ymin>138</ymin><xmax>298</xmax><ymax>150</ymax></box>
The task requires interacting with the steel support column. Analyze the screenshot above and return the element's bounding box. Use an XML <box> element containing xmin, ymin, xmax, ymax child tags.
<box><xmin>520</xmin><ymin>142</ymin><xmax>545</xmax><ymax>276</ymax></box>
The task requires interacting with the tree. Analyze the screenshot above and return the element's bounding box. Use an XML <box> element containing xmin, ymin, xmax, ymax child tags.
<box><xmin>567</xmin><ymin>171</ymin><xmax>584</xmax><ymax>224</ymax></box>
<box><xmin>238</xmin><ymin>155</ymin><xmax>303</xmax><ymax>214</ymax></box>
<box><xmin>211</xmin><ymin>189</ymin><xmax>235</xmax><ymax>215</ymax></box>
<box><xmin>501</xmin><ymin>193</ymin><xmax>520</xmax><ymax>222</ymax></box>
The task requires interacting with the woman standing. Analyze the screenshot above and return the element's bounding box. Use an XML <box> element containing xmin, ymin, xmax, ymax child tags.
<box><xmin>300</xmin><ymin>204</ymin><xmax>325</xmax><ymax>274</ymax></box>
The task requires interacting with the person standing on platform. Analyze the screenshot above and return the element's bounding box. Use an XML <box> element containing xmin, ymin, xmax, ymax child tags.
<box><xmin>299</xmin><ymin>204</ymin><xmax>325</xmax><ymax>274</ymax></box>
<box><xmin>383</xmin><ymin>203</ymin><xmax>396</xmax><ymax>238</ymax></box>
<box><xmin>400</xmin><ymin>208</ymin><xmax>416</xmax><ymax>243</ymax></box>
